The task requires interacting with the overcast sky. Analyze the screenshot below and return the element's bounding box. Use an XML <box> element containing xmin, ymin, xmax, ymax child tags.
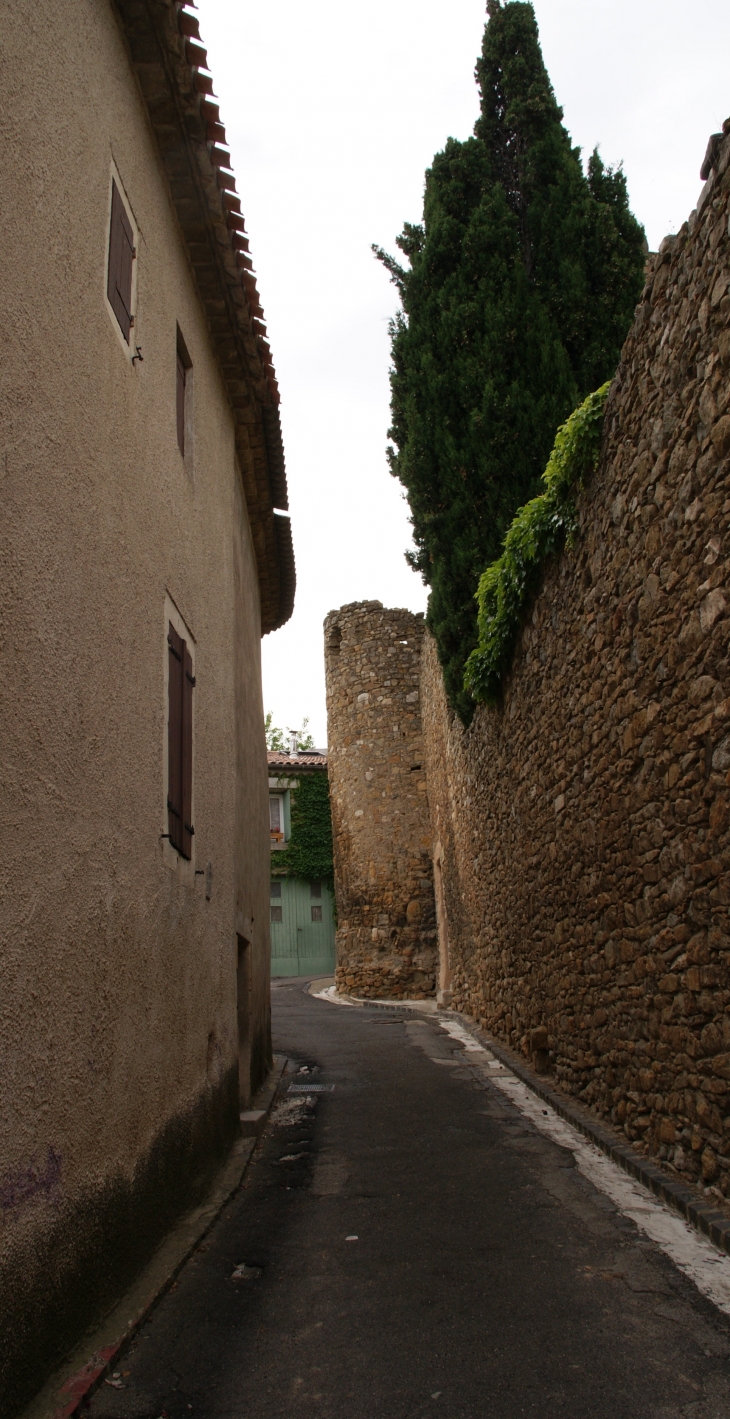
<box><xmin>196</xmin><ymin>0</ymin><xmax>730</xmax><ymax>748</ymax></box>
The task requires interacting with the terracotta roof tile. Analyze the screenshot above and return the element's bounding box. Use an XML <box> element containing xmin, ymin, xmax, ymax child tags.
<box><xmin>267</xmin><ymin>751</ymin><xmax>328</xmax><ymax>769</ymax></box>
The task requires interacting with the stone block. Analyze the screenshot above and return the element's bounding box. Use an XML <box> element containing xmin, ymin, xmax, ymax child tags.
<box><xmin>239</xmin><ymin>1109</ymin><xmax>266</xmax><ymax>1137</ymax></box>
<box><xmin>712</xmin><ymin>415</ymin><xmax>730</xmax><ymax>459</ymax></box>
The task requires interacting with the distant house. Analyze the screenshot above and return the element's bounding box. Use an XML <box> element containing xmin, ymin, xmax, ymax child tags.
<box><xmin>268</xmin><ymin>748</ymin><xmax>336</xmax><ymax>977</ymax></box>
<box><xmin>0</xmin><ymin>1</ymin><xmax>294</xmax><ymax>1413</ymax></box>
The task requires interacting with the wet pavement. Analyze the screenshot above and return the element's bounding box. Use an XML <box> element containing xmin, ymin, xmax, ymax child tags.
<box><xmin>88</xmin><ymin>979</ymin><xmax>730</xmax><ymax>1419</ymax></box>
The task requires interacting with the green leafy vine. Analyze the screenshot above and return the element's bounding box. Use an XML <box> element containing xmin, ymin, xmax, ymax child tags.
<box><xmin>464</xmin><ymin>382</ymin><xmax>610</xmax><ymax>705</ymax></box>
<box><xmin>274</xmin><ymin>773</ymin><xmax>333</xmax><ymax>885</ymax></box>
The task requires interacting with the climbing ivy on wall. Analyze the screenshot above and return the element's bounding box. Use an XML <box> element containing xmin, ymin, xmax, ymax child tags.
<box><xmin>275</xmin><ymin>773</ymin><xmax>334</xmax><ymax>885</ymax></box>
<box><xmin>464</xmin><ymin>382</ymin><xmax>609</xmax><ymax>705</ymax></box>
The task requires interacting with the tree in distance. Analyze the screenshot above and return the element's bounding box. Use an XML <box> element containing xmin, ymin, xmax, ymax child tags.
<box><xmin>265</xmin><ymin>712</ymin><xmax>316</xmax><ymax>752</ymax></box>
<box><xmin>375</xmin><ymin>0</ymin><xmax>646</xmax><ymax>721</ymax></box>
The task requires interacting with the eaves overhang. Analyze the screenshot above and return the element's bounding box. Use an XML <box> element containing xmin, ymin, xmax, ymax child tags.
<box><xmin>266</xmin><ymin>752</ymin><xmax>328</xmax><ymax>772</ymax></box>
<box><xmin>112</xmin><ymin>0</ymin><xmax>295</xmax><ymax>634</ymax></box>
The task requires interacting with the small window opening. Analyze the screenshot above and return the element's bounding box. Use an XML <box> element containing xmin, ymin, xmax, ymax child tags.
<box><xmin>310</xmin><ymin>880</ymin><xmax>322</xmax><ymax>898</ymax></box>
<box><xmin>271</xmin><ymin>905</ymin><xmax>283</xmax><ymax>923</ymax></box>
<box><xmin>270</xmin><ymin>881</ymin><xmax>282</xmax><ymax>899</ymax></box>
<box><xmin>311</xmin><ymin>905</ymin><xmax>323</xmax><ymax>922</ymax></box>
<box><xmin>176</xmin><ymin>327</ymin><xmax>191</xmax><ymax>456</ymax></box>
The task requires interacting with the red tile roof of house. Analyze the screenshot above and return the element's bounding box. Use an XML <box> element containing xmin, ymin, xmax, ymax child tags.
<box><xmin>267</xmin><ymin>751</ymin><xmax>328</xmax><ymax>769</ymax></box>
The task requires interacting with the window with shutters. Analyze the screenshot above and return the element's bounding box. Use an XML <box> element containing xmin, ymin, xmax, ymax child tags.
<box><xmin>268</xmin><ymin>787</ymin><xmax>290</xmax><ymax>848</ymax></box>
<box><xmin>176</xmin><ymin>327</ymin><xmax>192</xmax><ymax>458</ymax></box>
<box><xmin>269</xmin><ymin>795</ymin><xmax>283</xmax><ymax>842</ymax></box>
<box><xmin>167</xmin><ymin>620</ymin><xmax>195</xmax><ymax>859</ymax></box>
<box><xmin>106</xmin><ymin>177</ymin><xmax>136</xmax><ymax>343</ymax></box>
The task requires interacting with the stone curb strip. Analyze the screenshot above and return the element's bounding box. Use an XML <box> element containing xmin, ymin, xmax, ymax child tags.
<box><xmin>332</xmin><ymin>988</ymin><xmax>730</xmax><ymax>1260</ymax></box>
<box><xmin>21</xmin><ymin>1057</ymin><xmax>288</xmax><ymax>1419</ymax></box>
<box><xmin>458</xmin><ymin>1020</ymin><xmax>730</xmax><ymax>1260</ymax></box>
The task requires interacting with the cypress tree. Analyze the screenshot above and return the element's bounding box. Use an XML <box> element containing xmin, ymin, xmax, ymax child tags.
<box><xmin>375</xmin><ymin>0</ymin><xmax>646</xmax><ymax>721</ymax></box>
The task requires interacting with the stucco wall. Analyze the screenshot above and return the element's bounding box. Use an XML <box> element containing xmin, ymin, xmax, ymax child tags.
<box><xmin>0</xmin><ymin>0</ymin><xmax>271</xmax><ymax>1410</ymax></box>
<box><xmin>324</xmin><ymin>603</ymin><xmax>437</xmax><ymax>998</ymax></box>
<box><xmin>421</xmin><ymin>129</ymin><xmax>730</xmax><ymax>1195</ymax></box>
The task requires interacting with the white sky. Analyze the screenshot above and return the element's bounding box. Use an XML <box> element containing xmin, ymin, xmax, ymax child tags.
<box><xmin>196</xmin><ymin>0</ymin><xmax>730</xmax><ymax>747</ymax></box>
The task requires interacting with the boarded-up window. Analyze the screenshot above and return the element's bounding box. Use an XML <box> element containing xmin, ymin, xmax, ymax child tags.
<box><xmin>271</xmin><ymin>906</ymin><xmax>283</xmax><ymax>923</ymax></box>
<box><xmin>107</xmin><ymin>180</ymin><xmax>135</xmax><ymax>341</ymax></box>
<box><xmin>167</xmin><ymin>622</ymin><xmax>194</xmax><ymax>858</ymax></box>
<box><xmin>311</xmin><ymin>906</ymin><xmax>323</xmax><ymax>922</ymax></box>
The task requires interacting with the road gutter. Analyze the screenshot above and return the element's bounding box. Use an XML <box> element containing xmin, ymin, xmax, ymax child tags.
<box><xmin>21</xmin><ymin>1056</ymin><xmax>288</xmax><ymax>1419</ymax></box>
<box><xmin>449</xmin><ymin>1016</ymin><xmax>730</xmax><ymax>1260</ymax></box>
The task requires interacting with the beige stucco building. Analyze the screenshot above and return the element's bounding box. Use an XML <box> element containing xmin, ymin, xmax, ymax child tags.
<box><xmin>0</xmin><ymin>1</ymin><xmax>294</xmax><ymax>1411</ymax></box>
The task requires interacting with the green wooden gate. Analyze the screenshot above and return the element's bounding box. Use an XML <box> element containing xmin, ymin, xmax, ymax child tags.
<box><xmin>270</xmin><ymin>877</ymin><xmax>336</xmax><ymax>977</ymax></box>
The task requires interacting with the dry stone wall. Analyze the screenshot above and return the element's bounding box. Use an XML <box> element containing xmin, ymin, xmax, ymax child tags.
<box><xmin>421</xmin><ymin>123</ymin><xmax>730</xmax><ymax>1196</ymax></box>
<box><xmin>324</xmin><ymin>602</ymin><xmax>437</xmax><ymax>998</ymax></box>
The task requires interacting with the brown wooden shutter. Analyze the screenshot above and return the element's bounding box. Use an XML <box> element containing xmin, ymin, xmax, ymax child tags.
<box><xmin>176</xmin><ymin>352</ymin><xmax>186</xmax><ymax>456</ymax></box>
<box><xmin>107</xmin><ymin>184</ymin><xmax>122</xmax><ymax>318</ymax></box>
<box><xmin>107</xmin><ymin>180</ymin><xmax>135</xmax><ymax>342</ymax></box>
<box><xmin>168</xmin><ymin>623</ymin><xmax>195</xmax><ymax>858</ymax></box>
<box><xmin>167</xmin><ymin>623</ymin><xmax>184</xmax><ymax>853</ymax></box>
<box><xmin>181</xmin><ymin>643</ymin><xmax>195</xmax><ymax>859</ymax></box>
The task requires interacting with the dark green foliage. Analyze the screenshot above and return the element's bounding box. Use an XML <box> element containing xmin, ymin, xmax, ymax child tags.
<box><xmin>375</xmin><ymin>0</ymin><xmax>645</xmax><ymax>721</ymax></box>
<box><xmin>276</xmin><ymin>773</ymin><xmax>333</xmax><ymax>885</ymax></box>
<box><xmin>464</xmin><ymin>382</ymin><xmax>609</xmax><ymax>704</ymax></box>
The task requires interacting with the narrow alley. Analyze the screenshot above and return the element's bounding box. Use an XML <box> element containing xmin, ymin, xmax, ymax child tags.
<box><xmin>87</xmin><ymin>983</ymin><xmax>730</xmax><ymax>1419</ymax></box>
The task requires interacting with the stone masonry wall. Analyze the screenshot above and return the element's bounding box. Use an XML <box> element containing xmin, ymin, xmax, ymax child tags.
<box><xmin>420</xmin><ymin>122</ymin><xmax>730</xmax><ymax>1197</ymax></box>
<box><xmin>324</xmin><ymin>602</ymin><xmax>437</xmax><ymax>998</ymax></box>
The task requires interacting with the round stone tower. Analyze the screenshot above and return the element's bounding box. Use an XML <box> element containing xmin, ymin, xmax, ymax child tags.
<box><xmin>324</xmin><ymin>600</ymin><xmax>437</xmax><ymax>999</ymax></box>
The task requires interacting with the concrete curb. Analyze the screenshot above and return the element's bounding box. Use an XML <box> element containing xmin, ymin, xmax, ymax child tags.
<box><xmin>22</xmin><ymin>1056</ymin><xmax>288</xmax><ymax>1419</ymax></box>
<box><xmin>311</xmin><ymin>984</ymin><xmax>438</xmax><ymax>1014</ymax></box>
<box><xmin>451</xmin><ymin>1019</ymin><xmax>730</xmax><ymax>1260</ymax></box>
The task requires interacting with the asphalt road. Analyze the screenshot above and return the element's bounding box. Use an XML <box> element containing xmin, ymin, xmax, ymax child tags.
<box><xmin>89</xmin><ymin>980</ymin><xmax>730</xmax><ymax>1419</ymax></box>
